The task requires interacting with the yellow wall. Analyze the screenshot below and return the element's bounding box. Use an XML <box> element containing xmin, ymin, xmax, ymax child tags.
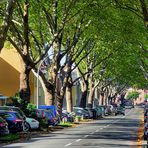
<box><xmin>0</xmin><ymin>56</ymin><xmax>20</xmax><ymax>96</ymax></box>
<box><xmin>0</xmin><ymin>48</ymin><xmax>34</xmax><ymax>100</ymax></box>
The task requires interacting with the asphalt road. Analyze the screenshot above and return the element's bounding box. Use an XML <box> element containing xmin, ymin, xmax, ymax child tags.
<box><xmin>2</xmin><ymin>107</ymin><xmax>146</xmax><ymax>148</ymax></box>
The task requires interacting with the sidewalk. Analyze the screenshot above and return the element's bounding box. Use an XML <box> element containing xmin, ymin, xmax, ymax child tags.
<box><xmin>142</xmin><ymin>140</ymin><xmax>147</xmax><ymax>148</ymax></box>
<box><xmin>137</xmin><ymin>111</ymin><xmax>148</xmax><ymax>148</ymax></box>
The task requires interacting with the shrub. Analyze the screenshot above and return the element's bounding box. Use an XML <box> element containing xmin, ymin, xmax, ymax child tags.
<box><xmin>126</xmin><ymin>91</ymin><xmax>140</xmax><ymax>100</ymax></box>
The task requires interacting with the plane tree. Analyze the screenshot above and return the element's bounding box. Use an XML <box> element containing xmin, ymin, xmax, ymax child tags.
<box><xmin>113</xmin><ymin>0</ymin><xmax>148</xmax><ymax>28</ymax></box>
<box><xmin>78</xmin><ymin>0</ymin><xmax>148</xmax><ymax>107</ymax></box>
<box><xmin>2</xmin><ymin>0</ymin><xmax>58</xmax><ymax>105</ymax></box>
<box><xmin>112</xmin><ymin>0</ymin><xmax>148</xmax><ymax>81</ymax></box>
<box><xmin>0</xmin><ymin>0</ymin><xmax>16</xmax><ymax>51</ymax></box>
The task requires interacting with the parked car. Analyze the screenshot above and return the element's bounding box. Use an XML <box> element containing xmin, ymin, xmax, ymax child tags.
<box><xmin>84</xmin><ymin>108</ymin><xmax>93</xmax><ymax>119</ymax></box>
<box><xmin>0</xmin><ymin>110</ymin><xmax>24</xmax><ymax>133</ymax></box>
<box><xmin>99</xmin><ymin>105</ymin><xmax>111</xmax><ymax>116</ymax></box>
<box><xmin>38</xmin><ymin>105</ymin><xmax>60</xmax><ymax>125</ymax></box>
<box><xmin>0</xmin><ymin>106</ymin><xmax>39</xmax><ymax>131</ymax></box>
<box><xmin>85</xmin><ymin>108</ymin><xmax>97</xmax><ymax>119</ymax></box>
<box><xmin>29</xmin><ymin>109</ymin><xmax>59</xmax><ymax>126</ymax></box>
<box><xmin>95</xmin><ymin>106</ymin><xmax>103</xmax><ymax>118</ymax></box>
<box><xmin>144</xmin><ymin>121</ymin><xmax>148</xmax><ymax>140</ymax></box>
<box><xmin>99</xmin><ymin>105</ymin><xmax>106</xmax><ymax>116</ymax></box>
<box><xmin>25</xmin><ymin>117</ymin><xmax>39</xmax><ymax>130</ymax></box>
<box><xmin>30</xmin><ymin>109</ymin><xmax>46</xmax><ymax>119</ymax></box>
<box><xmin>73</xmin><ymin>107</ymin><xmax>89</xmax><ymax>119</ymax></box>
<box><xmin>105</xmin><ymin>105</ymin><xmax>112</xmax><ymax>115</ymax></box>
<box><xmin>62</xmin><ymin>110</ymin><xmax>74</xmax><ymax>122</ymax></box>
<box><xmin>115</xmin><ymin>106</ymin><xmax>125</xmax><ymax>116</ymax></box>
<box><xmin>0</xmin><ymin>117</ymin><xmax>9</xmax><ymax>135</ymax></box>
<box><xmin>44</xmin><ymin>109</ymin><xmax>60</xmax><ymax>126</ymax></box>
<box><xmin>38</xmin><ymin>105</ymin><xmax>57</xmax><ymax>117</ymax></box>
<box><xmin>124</xmin><ymin>101</ymin><xmax>134</xmax><ymax>109</ymax></box>
<box><xmin>144</xmin><ymin>111</ymin><xmax>148</xmax><ymax>123</ymax></box>
<box><xmin>0</xmin><ymin>106</ymin><xmax>25</xmax><ymax>118</ymax></box>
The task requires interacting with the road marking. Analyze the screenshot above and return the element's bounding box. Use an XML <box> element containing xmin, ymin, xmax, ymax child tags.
<box><xmin>84</xmin><ymin>135</ymin><xmax>89</xmax><ymax>137</ymax></box>
<box><xmin>100</xmin><ymin>127</ymin><xmax>103</xmax><ymax>129</ymax></box>
<box><xmin>95</xmin><ymin>130</ymin><xmax>99</xmax><ymax>132</ymax></box>
<box><xmin>76</xmin><ymin>139</ymin><xmax>82</xmax><ymax>142</ymax></box>
<box><xmin>90</xmin><ymin>132</ymin><xmax>94</xmax><ymax>134</ymax></box>
<box><xmin>65</xmin><ymin>143</ymin><xmax>72</xmax><ymax>147</ymax></box>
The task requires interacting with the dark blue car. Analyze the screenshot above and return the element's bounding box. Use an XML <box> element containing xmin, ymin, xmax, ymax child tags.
<box><xmin>38</xmin><ymin>105</ymin><xmax>60</xmax><ymax>125</ymax></box>
<box><xmin>0</xmin><ymin>117</ymin><xmax>9</xmax><ymax>135</ymax></box>
<box><xmin>44</xmin><ymin>110</ymin><xmax>60</xmax><ymax>126</ymax></box>
<box><xmin>0</xmin><ymin>110</ymin><xmax>24</xmax><ymax>133</ymax></box>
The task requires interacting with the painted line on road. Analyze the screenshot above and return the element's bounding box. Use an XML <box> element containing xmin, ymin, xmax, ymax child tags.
<box><xmin>100</xmin><ymin>127</ymin><xmax>103</xmax><ymax>129</ymax></box>
<box><xmin>76</xmin><ymin>139</ymin><xmax>82</xmax><ymax>142</ymax></box>
<box><xmin>95</xmin><ymin>130</ymin><xmax>99</xmax><ymax>132</ymax></box>
<box><xmin>84</xmin><ymin>135</ymin><xmax>89</xmax><ymax>138</ymax></box>
<box><xmin>65</xmin><ymin>143</ymin><xmax>72</xmax><ymax>147</ymax></box>
<box><xmin>90</xmin><ymin>132</ymin><xmax>94</xmax><ymax>134</ymax></box>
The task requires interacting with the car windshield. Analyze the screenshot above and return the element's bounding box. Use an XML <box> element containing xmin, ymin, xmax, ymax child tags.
<box><xmin>14</xmin><ymin>112</ymin><xmax>23</xmax><ymax>119</ymax></box>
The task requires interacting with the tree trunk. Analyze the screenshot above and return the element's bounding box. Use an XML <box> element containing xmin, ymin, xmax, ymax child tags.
<box><xmin>99</xmin><ymin>93</ymin><xmax>104</xmax><ymax>106</ymax></box>
<box><xmin>87</xmin><ymin>80</ymin><xmax>95</xmax><ymax>107</ymax></box>
<box><xmin>104</xmin><ymin>92</ymin><xmax>107</xmax><ymax>105</ymax></box>
<box><xmin>56</xmin><ymin>75</ymin><xmax>68</xmax><ymax>117</ymax></box>
<box><xmin>66</xmin><ymin>79</ymin><xmax>73</xmax><ymax>113</ymax></box>
<box><xmin>19</xmin><ymin>58</ymin><xmax>31</xmax><ymax>103</ymax></box>
<box><xmin>79</xmin><ymin>80</ymin><xmax>88</xmax><ymax>108</ymax></box>
<box><xmin>39</xmin><ymin>74</ymin><xmax>55</xmax><ymax>105</ymax></box>
<box><xmin>41</xmin><ymin>80</ymin><xmax>55</xmax><ymax>105</ymax></box>
<box><xmin>56</xmin><ymin>88</ymin><xmax>65</xmax><ymax>117</ymax></box>
<box><xmin>32</xmin><ymin>69</ymin><xmax>55</xmax><ymax>105</ymax></box>
<box><xmin>66</xmin><ymin>86</ymin><xmax>73</xmax><ymax>113</ymax></box>
<box><xmin>44</xmin><ymin>89</ymin><xmax>54</xmax><ymax>105</ymax></box>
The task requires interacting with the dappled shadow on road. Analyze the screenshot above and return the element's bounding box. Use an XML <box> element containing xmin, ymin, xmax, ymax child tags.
<box><xmin>72</xmin><ymin>142</ymin><xmax>139</xmax><ymax>147</ymax></box>
<box><xmin>85</xmin><ymin>131</ymin><xmax>137</xmax><ymax>140</ymax></box>
<box><xmin>1</xmin><ymin>115</ymin><xmax>141</xmax><ymax>147</ymax></box>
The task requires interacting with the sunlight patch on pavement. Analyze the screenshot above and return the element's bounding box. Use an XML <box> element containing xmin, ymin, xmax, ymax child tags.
<box><xmin>137</xmin><ymin>113</ymin><xmax>144</xmax><ymax>148</ymax></box>
<box><xmin>84</xmin><ymin>135</ymin><xmax>88</xmax><ymax>138</ymax></box>
<box><xmin>76</xmin><ymin>139</ymin><xmax>82</xmax><ymax>142</ymax></box>
<box><xmin>65</xmin><ymin>143</ymin><xmax>72</xmax><ymax>147</ymax></box>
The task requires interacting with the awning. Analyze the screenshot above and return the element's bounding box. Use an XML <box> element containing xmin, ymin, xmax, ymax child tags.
<box><xmin>0</xmin><ymin>94</ymin><xmax>8</xmax><ymax>100</ymax></box>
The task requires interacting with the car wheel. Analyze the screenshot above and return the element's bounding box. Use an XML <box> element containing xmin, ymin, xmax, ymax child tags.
<box><xmin>24</xmin><ymin>122</ymin><xmax>30</xmax><ymax>132</ymax></box>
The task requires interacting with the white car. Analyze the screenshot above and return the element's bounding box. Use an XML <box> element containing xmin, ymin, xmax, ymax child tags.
<box><xmin>24</xmin><ymin>117</ymin><xmax>39</xmax><ymax>131</ymax></box>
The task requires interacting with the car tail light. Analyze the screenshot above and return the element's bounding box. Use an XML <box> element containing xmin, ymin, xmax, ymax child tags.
<box><xmin>13</xmin><ymin>119</ymin><xmax>23</xmax><ymax>122</ymax></box>
<box><xmin>42</xmin><ymin>111</ymin><xmax>45</xmax><ymax>118</ymax></box>
<box><xmin>0</xmin><ymin>123</ymin><xmax>6</xmax><ymax>127</ymax></box>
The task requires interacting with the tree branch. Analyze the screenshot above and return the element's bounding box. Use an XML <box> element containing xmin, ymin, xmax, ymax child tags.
<box><xmin>0</xmin><ymin>0</ymin><xmax>16</xmax><ymax>51</ymax></box>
